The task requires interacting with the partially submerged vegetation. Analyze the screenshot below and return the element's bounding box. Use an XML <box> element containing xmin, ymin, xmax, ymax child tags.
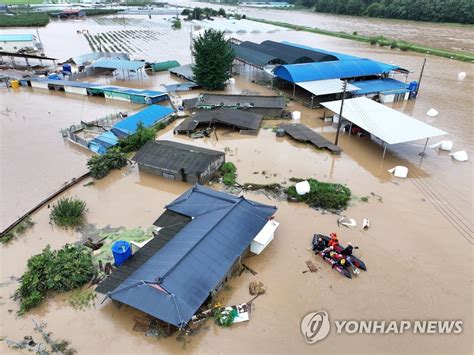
<box><xmin>0</xmin><ymin>12</ymin><xmax>49</xmax><ymax>27</ymax></box>
<box><xmin>1</xmin><ymin>216</ymin><xmax>34</xmax><ymax>244</ymax></box>
<box><xmin>69</xmin><ymin>289</ymin><xmax>96</xmax><ymax>310</ymax></box>
<box><xmin>287</xmin><ymin>178</ymin><xmax>351</xmax><ymax>210</ymax></box>
<box><xmin>16</xmin><ymin>244</ymin><xmax>95</xmax><ymax>314</ymax></box>
<box><xmin>87</xmin><ymin>148</ymin><xmax>128</xmax><ymax>179</ymax></box>
<box><xmin>117</xmin><ymin>123</ymin><xmax>157</xmax><ymax>153</ymax></box>
<box><xmin>220</xmin><ymin>162</ymin><xmax>237</xmax><ymax>186</ymax></box>
<box><xmin>50</xmin><ymin>197</ymin><xmax>87</xmax><ymax>228</ymax></box>
<box><xmin>248</xmin><ymin>18</ymin><xmax>474</xmax><ymax>62</ymax></box>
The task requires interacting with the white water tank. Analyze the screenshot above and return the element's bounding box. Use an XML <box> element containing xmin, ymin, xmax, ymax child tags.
<box><xmin>292</xmin><ymin>111</ymin><xmax>301</xmax><ymax>120</ymax></box>
<box><xmin>427</xmin><ymin>108</ymin><xmax>438</xmax><ymax>117</ymax></box>
<box><xmin>450</xmin><ymin>150</ymin><xmax>468</xmax><ymax>162</ymax></box>
<box><xmin>388</xmin><ymin>166</ymin><xmax>408</xmax><ymax>178</ymax></box>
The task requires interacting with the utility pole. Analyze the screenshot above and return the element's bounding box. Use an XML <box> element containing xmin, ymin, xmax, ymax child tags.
<box><xmin>415</xmin><ymin>58</ymin><xmax>426</xmax><ymax>98</ymax></box>
<box><xmin>334</xmin><ymin>80</ymin><xmax>347</xmax><ymax>146</ymax></box>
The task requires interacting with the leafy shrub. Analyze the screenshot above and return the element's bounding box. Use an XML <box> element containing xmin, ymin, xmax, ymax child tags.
<box><xmin>50</xmin><ymin>197</ymin><xmax>87</xmax><ymax>228</ymax></box>
<box><xmin>117</xmin><ymin>123</ymin><xmax>156</xmax><ymax>153</ymax></box>
<box><xmin>87</xmin><ymin>148</ymin><xmax>127</xmax><ymax>179</ymax></box>
<box><xmin>287</xmin><ymin>178</ymin><xmax>351</xmax><ymax>210</ymax></box>
<box><xmin>172</xmin><ymin>18</ymin><xmax>182</xmax><ymax>29</ymax></box>
<box><xmin>220</xmin><ymin>162</ymin><xmax>237</xmax><ymax>186</ymax></box>
<box><xmin>16</xmin><ymin>244</ymin><xmax>95</xmax><ymax>314</ymax></box>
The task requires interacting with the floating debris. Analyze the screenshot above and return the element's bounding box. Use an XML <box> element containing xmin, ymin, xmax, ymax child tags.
<box><xmin>249</xmin><ymin>281</ymin><xmax>266</xmax><ymax>296</ymax></box>
<box><xmin>338</xmin><ymin>217</ymin><xmax>357</xmax><ymax>228</ymax></box>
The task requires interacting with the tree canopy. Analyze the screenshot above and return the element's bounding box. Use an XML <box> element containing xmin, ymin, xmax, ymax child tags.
<box><xmin>288</xmin><ymin>0</ymin><xmax>473</xmax><ymax>24</ymax></box>
<box><xmin>192</xmin><ymin>29</ymin><xmax>235</xmax><ymax>90</ymax></box>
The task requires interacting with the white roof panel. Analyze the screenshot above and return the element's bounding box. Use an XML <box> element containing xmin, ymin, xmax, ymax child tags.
<box><xmin>296</xmin><ymin>79</ymin><xmax>359</xmax><ymax>96</ymax></box>
<box><xmin>321</xmin><ymin>97</ymin><xmax>447</xmax><ymax>145</ymax></box>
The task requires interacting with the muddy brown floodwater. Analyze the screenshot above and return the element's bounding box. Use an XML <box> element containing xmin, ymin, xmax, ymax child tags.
<box><xmin>1</xmin><ymin>11</ymin><xmax>473</xmax><ymax>355</ymax></box>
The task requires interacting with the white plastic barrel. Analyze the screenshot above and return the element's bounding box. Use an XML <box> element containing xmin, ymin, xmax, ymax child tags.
<box><xmin>450</xmin><ymin>150</ymin><xmax>468</xmax><ymax>162</ymax></box>
<box><xmin>295</xmin><ymin>180</ymin><xmax>310</xmax><ymax>195</ymax></box>
<box><xmin>388</xmin><ymin>166</ymin><xmax>408</xmax><ymax>178</ymax></box>
<box><xmin>292</xmin><ymin>111</ymin><xmax>301</xmax><ymax>120</ymax></box>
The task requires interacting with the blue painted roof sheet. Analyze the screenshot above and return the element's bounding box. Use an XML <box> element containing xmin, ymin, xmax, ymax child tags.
<box><xmin>95</xmin><ymin>85</ymin><xmax>167</xmax><ymax>98</ymax></box>
<box><xmin>109</xmin><ymin>185</ymin><xmax>277</xmax><ymax>328</ymax></box>
<box><xmin>352</xmin><ymin>78</ymin><xmax>411</xmax><ymax>95</ymax></box>
<box><xmin>92</xmin><ymin>58</ymin><xmax>146</xmax><ymax>71</ymax></box>
<box><xmin>0</xmin><ymin>34</ymin><xmax>35</xmax><ymax>42</ymax></box>
<box><xmin>274</xmin><ymin>59</ymin><xmax>402</xmax><ymax>83</ymax></box>
<box><xmin>281</xmin><ymin>41</ymin><xmax>359</xmax><ymax>61</ymax></box>
<box><xmin>112</xmin><ymin>105</ymin><xmax>174</xmax><ymax>136</ymax></box>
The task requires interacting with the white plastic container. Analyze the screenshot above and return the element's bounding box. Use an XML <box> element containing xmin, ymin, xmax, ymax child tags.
<box><xmin>427</xmin><ymin>108</ymin><xmax>438</xmax><ymax>117</ymax></box>
<box><xmin>295</xmin><ymin>180</ymin><xmax>310</xmax><ymax>195</ymax></box>
<box><xmin>450</xmin><ymin>150</ymin><xmax>468</xmax><ymax>162</ymax></box>
<box><xmin>388</xmin><ymin>166</ymin><xmax>408</xmax><ymax>178</ymax></box>
<box><xmin>292</xmin><ymin>111</ymin><xmax>301</xmax><ymax>120</ymax></box>
<box><xmin>458</xmin><ymin>72</ymin><xmax>466</xmax><ymax>80</ymax></box>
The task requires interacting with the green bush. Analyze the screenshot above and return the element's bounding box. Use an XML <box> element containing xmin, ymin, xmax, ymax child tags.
<box><xmin>172</xmin><ymin>18</ymin><xmax>182</xmax><ymax>29</ymax></box>
<box><xmin>50</xmin><ymin>197</ymin><xmax>87</xmax><ymax>228</ymax></box>
<box><xmin>220</xmin><ymin>162</ymin><xmax>237</xmax><ymax>186</ymax></box>
<box><xmin>16</xmin><ymin>244</ymin><xmax>95</xmax><ymax>314</ymax></box>
<box><xmin>287</xmin><ymin>178</ymin><xmax>351</xmax><ymax>210</ymax></box>
<box><xmin>117</xmin><ymin>123</ymin><xmax>156</xmax><ymax>153</ymax></box>
<box><xmin>87</xmin><ymin>148</ymin><xmax>128</xmax><ymax>179</ymax></box>
<box><xmin>1</xmin><ymin>216</ymin><xmax>34</xmax><ymax>244</ymax></box>
<box><xmin>0</xmin><ymin>12</ymin><xmax>49</xmax><ymax>27</ymax></box>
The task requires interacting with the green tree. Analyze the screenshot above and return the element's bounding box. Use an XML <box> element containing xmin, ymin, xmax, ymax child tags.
<box><xmin>192</xmin><ymin>29</ymin><xmax>234</xmax><ymax>90</ymax></box>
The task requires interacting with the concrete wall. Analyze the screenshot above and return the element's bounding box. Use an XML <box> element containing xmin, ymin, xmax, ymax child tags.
<box><xmin>64</xmin><ymin>86</ymin><xmax>88</xmax><ymax>96</ymax></box>
<box><xmin>0</xmin><ymin>40</ymin><xmax>34</xmax><ymax>52</ymax></box>
<box><xmin>30</xmin><ymin>81</ymin><xmax>49</xmax><ymax>90</ymax></box>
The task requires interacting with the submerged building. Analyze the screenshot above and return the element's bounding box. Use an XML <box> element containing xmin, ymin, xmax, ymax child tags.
<box><xmin>97</xmin><ymin>185</ymin><xmax>278</xmax><ymax>329</ymax></box>
<box><xmin>133</xmin><ymin>140</ymin><xmax>225</xmax><ymax>184</ymax></box>
<box><xmin>0</xmin><ymin>34</ymin><xmax>39</xmax><ymax>53</ymax></box>
<box><xmin>231</xmin><ymin>40</ymin><xmax>415</xmax><ymax>107</ymax></box>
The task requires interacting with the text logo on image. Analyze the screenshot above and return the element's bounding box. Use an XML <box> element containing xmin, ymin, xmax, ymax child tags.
<box><xmin>300</xmin><ymin>310</ymin><xmax>331</xmax><ymax>344</ymax></box>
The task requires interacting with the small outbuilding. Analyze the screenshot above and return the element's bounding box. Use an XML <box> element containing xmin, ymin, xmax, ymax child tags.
<box><xmin>133</xmin><ymin>140</ymin><xmax>225</xmax><ymax>184</ymax></box>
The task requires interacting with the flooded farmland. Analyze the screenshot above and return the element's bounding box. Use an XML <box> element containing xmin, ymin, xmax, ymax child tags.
<box><xmin>1</xmin><ymin>10</ymin><xmax>473</xmax><ymax>355</ymax></box>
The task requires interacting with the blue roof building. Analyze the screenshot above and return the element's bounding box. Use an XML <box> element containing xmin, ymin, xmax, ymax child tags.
<box><xmin>105</xmin><ymin>185</ymin><xmax>277</xmax><ymax>328</ymax></box>
<box><xmin>273</xmin><ymin>59</ymin><xmax>403</xmax><ymax>83</ymax></box>
<box><xmin>111</xmin><ymin>105</ymin><xmax>174</xmax><ymax>137</ymax></box>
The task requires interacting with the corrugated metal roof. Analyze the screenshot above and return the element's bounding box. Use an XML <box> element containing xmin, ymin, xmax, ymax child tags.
<box><xmin>281</xmin><ymin>41</ymin><xmax>360</xmax><ymax>61</ymax></box>
<box><xmin>296</xmin><ymin>79</ymin><xmax>359</xmax><ymax>96</ymax></box>
<box><xmin>321</xmin><ymin>97</ymin><xmax>448</xmax><ymax>145</ymax></box>
<box><xmin>352</xmin><ymin>78</ymin><xmax>410</xmax><ymax>95</ymax></box>
<box><xmin>0</xmin><ymin>34</ymin><xmax>35</xmax><ymax>42</ymax></box>
<box><xmin>95</xmin><ymin>85</ymin><xmax>168</xmax><ymax>98</ymax></box>
<box><xmin>31</xmin><ymin>78</ymin><xmax>98</xmax><ymax>89</ymax></box>
<box><xmin>274</xmin><ymin>59</ymin><xmax>402</xmax><ymax>83</ymax></box>
<box><xmin>112</xmin><ymin>105</ymin><xmax>173</xmax><ymax>136</ymax></box>
<box><xmin>196</xmin><ymin>93</ymin><xmax>286</xmax><ymax>109</ymax></box>
<box><xmin>175</xmin><ymin>107</ymin><xmax>263</xmax><ymax>133</ymax></box>
<box><xmin>69</xmin><ymin>52</ymin><xmax>129</xmax><ymax>66</ymax></box>
<box><xmin>132</xmin><ymin>140</ymin><xmax>224</xmax><ymax>176</ymax></box>
<box><xmin>169</xmin><ymin>64</ymin><xmax>195</xmax><ymax>81</ymax></box>
<box><xmin>108</xmin><ymin>184</ymin><xmax>277</xmax><ymax>328</ymax></box>
<box><xmin>231</xmin><ymin>42</ymin><xmax>282</xmax><ymax>67</ymax></box>
<box><xmin>280</xmin><ymin>123</ymin><xmax>342</xmax><ymax>154</ymax></box>
<box><xmin>91</xmin><ymin>58</ymin><xmax>146</xmax><ymax>71</ymax></box>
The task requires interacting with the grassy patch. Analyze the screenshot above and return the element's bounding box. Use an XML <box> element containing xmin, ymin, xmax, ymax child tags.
<box><xmin>220</xmin><ymin>162</ymin><xmax>237</xmax><ymax>186</ymax></box>
<box><xmin>50</xmin><ymin>197</ymin><xmax>87</xmax><ymax>228</ymax></box>
<box><xmin>16</xmin><ymin>244</ymin><xmax>95</xmax><ymax>314</ymax></box>
<box><xmin>247</xmin><ymin>18</ymin><xmax>474</xmax><ymax>63</ymax></box>
<box><xmin>1</xmin><ymin>216</ymin><xmax>35</xmax><ymax>245</ymax></box>
<box><xmin>287</xmin><ymin>178</ymin><xmax>351</xmax><ymax>210</ymax></box>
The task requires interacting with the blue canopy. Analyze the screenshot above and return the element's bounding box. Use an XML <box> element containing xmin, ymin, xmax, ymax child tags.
<box><xmin>352</xmin><ymin>78</ymin><xmax>411</xmax><ymax>95</ymax></box>
<box><xmin>92</xmin><ymin>58</ymin><xmax>146</xmax><ymax>71</ymax></box>
<box><xmin>274</xmin><ymin>59</ymin><xmax>403</xmax><ymax>83</ymax></box>
<box><xmin>108</xmin><ymin>185</ymin><xmax>277</xmax><ymax>328</ymax></box>
<box><xmin>112</xmin><ymin>105</ymin><xmax>174</xmax><ymax>136</ymax></box>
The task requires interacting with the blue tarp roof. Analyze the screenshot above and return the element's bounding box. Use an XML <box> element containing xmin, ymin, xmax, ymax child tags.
<box><xmin>112</xmin><ymin>105</ymin><xmax>174</xmax><ymax>136</ymax></box>
<box><xmin>91</xmin><ymin>58</ymin><xmax>146</xmax><ymax>71</ymax></box>
<box><xmin>108</xmin><ymin>185</ymin><xmax>277</xmax><ymax>328</ymax></box>
<box><xmin>0</xmin><ymin>34</ymin><xmax>35</xmax><ymax>42</ymax></box>
<box><xmin>281</xmin><ymin>41</ymin><xmax>360</xmax><ymax>61</ymax></box>
<box><xmin>273</xmin><ymin>59</ymin><xmax>402</xmax><ymax>83</ymax></box>
<box><xmin>352</xmin><ymin>78</ymin><xmax>411</xmax><ymax>95</ymax></box>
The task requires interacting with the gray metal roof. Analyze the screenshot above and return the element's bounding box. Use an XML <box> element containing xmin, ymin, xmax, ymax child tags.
<box><xmin>107</xmin><ymin>185</ymin><xmax>277</xmax><ymax>328</ymax></box>
<box><xmin>195</xmin><ymin>93</ymin><xmax>286</xmax><ymax>109</ymax></box>
<box><xmin>280</xmin><ymin>123</ymin><xmax>342</xmax><ymax>154</ymax></box>
<box><xmin>175</xmin><ymin>107</ymin><xmax>263</xmax><ymax>133</ymax></box>
<box><xmin>132</xmin><ymin>140</ymin><xmax>224</xmax><ymax>176</ymax></box>
<box><xmin>169</xmin><ymin>64</ymin><xmax>195</xmax><ymax>82</ymax></box>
